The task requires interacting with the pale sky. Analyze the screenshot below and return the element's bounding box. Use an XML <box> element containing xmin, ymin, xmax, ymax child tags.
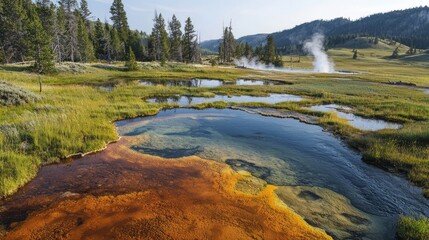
<box><xmin>88</xmin><ymin>0</ymin><xmax>429</xmax><ymax>41</ymax></box>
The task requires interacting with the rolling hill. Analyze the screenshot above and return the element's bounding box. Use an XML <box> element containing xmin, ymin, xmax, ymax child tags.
<box><xmin>200</xmin><ymin>6</ymin><xmax>429</xmax><ymax>52</ymax></box>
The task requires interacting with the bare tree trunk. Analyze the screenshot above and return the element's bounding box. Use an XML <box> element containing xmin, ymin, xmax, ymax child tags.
<box><xmin>39</xmin><ymin>74</ymin><xmax>42</xmax><ymax>93</ymax></box>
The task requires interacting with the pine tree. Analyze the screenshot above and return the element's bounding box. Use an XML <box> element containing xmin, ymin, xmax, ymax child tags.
<box><xmin>110</xmin><ymin>0</ymin><xmax>129</xmax><ymax>45</ymax></box>
<box><xmin>159</xmin><ymin>14</ymin><xmax>170</xmax><ymax>64</ymax></box>
<box><xmin>219</xmin><ymin>23</ymin><xmax>236</xmax><ymax>63</ymax></box>
<box><xmin>235</xmin><ymin>42</ymin><xmax>245</xmax><ymax>58</ymax></box>
<box><xmin>77</xmin><ymin>15</ymin><xmax>94</xmax><ymax>62</ymax></box>
<box><xmin>150</xmin><ymin>13</ymin><xmax>169</xmax><ymax>62</ymax></box>
<box><xmin>128</xmin><ymin>30</ymin><xmax>146</xmax><ymax>61</ymax></box>
<box><xmin>244</xmin><ymin>43</ymin><xmax>253</xmax><ymax>58</ymax></box>
<box><xmin>125</xmin><ymin>47</ymin><xmax>137</xmax><ymax>71</ymax></box>
<box><xmin>150</xmin><ymin>12</ymin><xmax>161</xmax><ymax>61</ymax></box>
<box><xmin>59</xmin><ymin>0</ymin><xmax>79</xmax><ymax>62</ymax></box>
<box><xmin>264</xmin><ymin>35</ymin><xmax>276</xmax><ymax>64</ymax></box>
<box><xmin>79</xmin><ymin>0</ymin><xmax>91</xmax><ymax>22</ymax></box>
<box><xmin>169</xmin><ymin>15</ymin><xmax>183</xmax><ymax>62</ymax></box>
<box><xmin>183</xmin><ymin>17</ymin><xmax>196</xmax><ymax>63</ymax></box>
<box><xmin>94</xmin><ymin>19</ymin><xmax>106</xmax><ymax>59</ymax></box>
<box><xmin>1</xmin><ymin>0</ymin><xmax>26</xmax><ymax>63</ymax></box>
<box><xmin>103</xmin><ymin>21</ymin><xmax>112</xmax><ymax>62</ymax></box>
<box><xmin>254</xmin><ymin>45</ymin><xmax>264</xmax><ymax>60</ymax></box>
<box><xmin>110</xmin><ymin>27</ymin><xmax>122</xmax><ymax>61</ymax></box>
<box><xmin>226</xmin><ymin>23</ymin><xmax>236</xmax><ymax>62</ymax></box>
<box><xmin>27</xmin><ymin>3</ymin><xmax>55</xmax><ymax>73</ymax></box>
<box><xmin>35</xmin><ymin>0</ymin><xmax>55</xmax><ymax>37</ymax></box>
<box><xmin>53</xmin><ymin>5</ymin><xmax>66</xmax><ymax>63</ymax></box>
<box><xmin>220</xmin><ymin>27</ymin><xmax>228</xmax><ymax>63</ymax></box>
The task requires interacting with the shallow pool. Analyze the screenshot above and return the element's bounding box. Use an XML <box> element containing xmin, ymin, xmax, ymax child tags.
<box><xmin>146</xmin><ymin>94</ymin><xmax>302</xmax><ymax>106</ymax></box>
<box><xmin>307</xmin><ymin>104</ymin><xmax>402</xmax><ymax>131</ymax></box>
<box><xmin>118</xmin><ymin>108</ymin><xmax>428</xmax><ymax>239</ymax></box>
<box><xmin>139</xmin><ymin>79</ymin><xmax>282</xmax><ymax>87</ymax></box>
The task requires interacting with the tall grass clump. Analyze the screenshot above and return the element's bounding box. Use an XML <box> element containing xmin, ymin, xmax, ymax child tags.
<box><xmin>397</xmin><ymin>215</ymin><xmax>429</xmax><ymax>240</ymax></box>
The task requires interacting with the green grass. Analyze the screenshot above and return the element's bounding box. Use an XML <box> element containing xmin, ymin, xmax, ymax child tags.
<box><xmin>397</xmin><ymin>215</ymin><xmax>429</xmax><ymax>240</ymax></box>
<box><xmin>0</xmin><ymin>44</ymin><xmax>428</xmax><ymax>240</ymax></box>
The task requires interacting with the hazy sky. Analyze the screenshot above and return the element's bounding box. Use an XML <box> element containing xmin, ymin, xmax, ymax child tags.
<box><xmin>88</xmin><ymin>0</ymin><xmax>428</xmax><ymax>41</ymax></box>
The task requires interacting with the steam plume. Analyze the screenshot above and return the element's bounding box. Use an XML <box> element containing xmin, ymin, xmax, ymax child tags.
<box><xmin>303</xmin><ymin>33</ymin><xmax>335</xmax><ymax>73</ymax></box>
<box><xmin>234</xmin><ymin>57</ymin><xmax>274</xmax><ymax>70</ymax></box>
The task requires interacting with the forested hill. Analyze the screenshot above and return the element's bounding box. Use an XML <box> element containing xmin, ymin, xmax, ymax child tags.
<box><xmin>200</xmin><ymin>6</ymin><xmax>429</xmax><ymax>52</ymax></box>
<box><xmin>331</xmin><ymin>7</ymin><xmax>429</xmax><ymax>49</ymax></box>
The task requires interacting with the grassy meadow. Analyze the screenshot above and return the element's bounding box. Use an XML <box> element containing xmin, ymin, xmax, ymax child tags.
<box><xmin>0</xmin><ymin>38</ymin><xmax>428</xmax><ymax>237</ymax></box>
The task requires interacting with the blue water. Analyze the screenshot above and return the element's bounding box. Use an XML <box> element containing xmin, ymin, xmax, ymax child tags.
<box><xmin>146</xmin><ymin>94</ymin><xmax>302</xmax><ymax>106</ymax></box>
<box><xmin>308</xmin><ymin>104</ymin><xmax>402</xmax><ymax>131</ymax></box>
<box><xmin>117</xmin><ymin>108</ymin><xmax>429</xmax><ymax>239</ymax></box>
<box><xmin>139</xmin><ymin>79</ymin><xmax>282</xmax><ymax>87</ymax></box>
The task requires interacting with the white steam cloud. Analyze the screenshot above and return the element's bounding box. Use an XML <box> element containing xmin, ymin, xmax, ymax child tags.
<box><xmin>303</xmin><ymin>33</ymin><xmax>335</xmax><ymax>73</ymax></box>
<box><xmin>234</xmin><ymin>57</ymin><xmax>276</xmax><ymax>70</ymax></box>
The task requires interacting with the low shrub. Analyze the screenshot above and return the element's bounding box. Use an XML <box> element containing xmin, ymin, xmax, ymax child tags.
<box><xmin>0</xmin><ymin>81</ymin><xmax>40</xmax><ymax>106</ymax></box>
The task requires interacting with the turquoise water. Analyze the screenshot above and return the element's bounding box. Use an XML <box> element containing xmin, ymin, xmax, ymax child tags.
<box><xmin>146</xmin><ymin>94</ymin><xmax>302</xmax><ymax>106</ymax></box>
<box><xmin>117</xmin><ymin>108</ymin><xmax>429</xmax><ymax>239</ymax></box>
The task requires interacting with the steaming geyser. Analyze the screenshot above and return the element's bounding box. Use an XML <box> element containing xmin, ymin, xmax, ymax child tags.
<box><xmin>303</xmin><ymin>34</ymin><xmax>335</xmax><ymax>73</ymax></box>
<box><xmin>234</xmin><ymin>33</ymin><xmax>338</xmax><ymax>73</ymax></box>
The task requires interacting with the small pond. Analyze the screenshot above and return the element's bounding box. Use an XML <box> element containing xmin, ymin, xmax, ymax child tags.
<box><xmin>307</xmin><ymin>104</ymin><xmax>402</xmax><ymax>131</ymax></box>
<box><xmin>139</xmin><ymin>79</ymin><xmax>282</xmax><ymax>87</ymax></box>
<box><xmin>146</xmin><ymin>94</ymin><xmax>302</xmax><ymax>106</ymax></box>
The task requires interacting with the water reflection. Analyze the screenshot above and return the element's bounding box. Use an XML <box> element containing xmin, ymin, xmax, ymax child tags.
<box><xmin>139</xmin><ymin>79</ymin><xmax>282</xmax><ymax>87</ymax></box>
<box><xmin>146</xmin><ymin>94</ymin><xmax>303</xmax><ymax>106</ymax></box>
<box><xmin>308</xmin><ymin>104</ymin><xmax>402</xmax><ymax>131</ymax></box>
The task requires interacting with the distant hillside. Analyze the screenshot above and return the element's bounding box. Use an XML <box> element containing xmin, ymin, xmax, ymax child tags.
<box><xmin>201</xmin><ymin>6</ymin><xmax>429</xmax><ymax>52</ymax></box>
<box><xmin>271</xmin><ymin>18</ymin><xmax>350</xmax><ymax>47</ymax></box>
<box><xmin>331</xmin><ymin>7</ymin><xmax>429</xmax><ymax>49</ymax></box>
<box><xmin>199</xmin><ymin>39</ymin><xmax>222</xmax><ymax>53</ymax></box>
<box><xmin>237</xmin><ymin>34</ymin><xmax>269</xmax><ymax>48</ymax></box>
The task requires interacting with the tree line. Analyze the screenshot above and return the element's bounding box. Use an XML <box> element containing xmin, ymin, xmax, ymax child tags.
<box><xmin>218</xmin><ymin>23</ymin><xmax>283</xmax><ymax>67</ymax></box>
<box><xmin>0</xmin><ymin>0</ymin><xmax>201</xmax><ymax>73</ymax></box>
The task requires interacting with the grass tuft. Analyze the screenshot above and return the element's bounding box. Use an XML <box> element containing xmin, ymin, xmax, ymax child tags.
<box><xmin>397</xmin><ymin>215</ymin><xmax>429</xmax><ymax>240</ymax></box>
